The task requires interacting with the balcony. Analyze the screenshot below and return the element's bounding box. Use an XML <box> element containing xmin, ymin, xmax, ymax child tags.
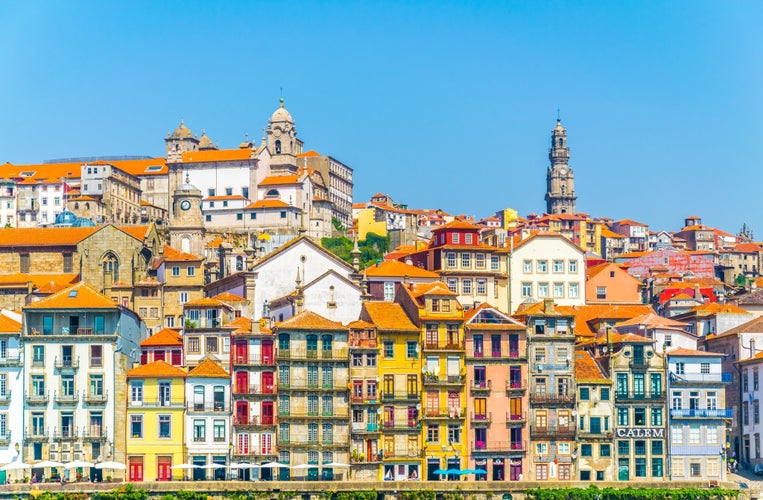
<box><xmin>232</xmin><ymin>416</ymin><xmax>275</xmax><ymax>430</ymax></box>
<box><xmin>53</xmin><ymin>427</ymin><xmax>78</xmax><ymax>441</ymax></box>
<box><xmin>54</xmin><ymin>356</ymin><xmax>80</xmax><ymax>370</ymax></box>
<box><xmin>470</xmin><ymin>380</ymin><xmax>491</xmax><ymax>395</ymax></box>
<box><xmin>24</xmin><ymin>428</ymin><xmax>49</xmax><ymax>441</ymax></box>
<box><xmin>506</xmin><ymin>411</ymin><xmax>527</xmax><ymax>425</ymax></box>
<box><xmin>84</xmin><ymin>391</ymin><xmax>108</xmax><ymax>405</ymax></box>
<box><xmin>0</xmin><ymin>391</ymin><xmax>11</xmax><ymax>406</ymax></box>
<box><xmin>472</xmin><ymin>440</ymin><xmax>526</xmax><ymax>454</ymax></box>
<box><xmin>422</xmin><ymin>373</ymin><xmax>465</xmax><ymax>387</ymax></box>
<box><xmin>234</xmin><ymin>384</ymin><xmax>275</xmax><ymax>397</ymax></box>
<box><xmin>278</xmin><ymin>409</ymin><xmax>350</xmax><ymax>420</ymax></box>
<box><xmin>277</xmin><ymin>381</ymin><xmax>346</xmax><ymax>391</ymax></box>
<box><xmin>54</xmin><ymin>391</ymin><xmax>79</xmax><ymax>406</ymax></box>
<box><xmin>422</xmin><ymin>340</ymin><xmax>464</xmax><ymax>352</ymax></box>
<box><xmin>505</xmin><ymin>380</ymin><xmax>527</xmax><ymax>393</ymax></box>
<box><xmin>669</xmin><ymin>372</ymin><xmax>732</xmax><ymax>384</ymax></box>
<box><xmin>533</xmin><ymin>363</ymin><xmax>570</xmax><ymax>372</ymax></box>
<box><xmin>669</xmin><ymin>408</ymin><xmax>733</xmax><ymax>419</ymax></box>
<box><xmin>351</xmin><ymin>422</ymin><xmax>381</xmax><ymax>434</ymax></box>
<box><xmin>0</xmin><ymin>355</ymin><xmax>21</xmax><ymax>367</ymax></box>
<box><xmin>423</xmin><ymin>406</ymin><xmax>466</xmax><ymax>420</ymax></box>
<box><xmin>232</xmin><ymin>355</ymin><xmax>276</xmax><ymax>367</ymax></box>
<box><xmin>529</xmin><ymin>392</ymin><xmax>575</xmax><ymax>405</ymax></box>
<box><xmin>578</xmin><ymin>430</ymin><xmax>614</xmax><ymax>440</ymax></box>
<box><xmin>129</xmin><ymin>399</ymin><xmax>185</xmax><ymax>409</ymax></box>
<box><xmin>277</xmin><ymin>348</ymin><xmax>348</xmax><ymax>361</ymax></box>
<box><xmin>351</xmin><ymin>453</ymin><xmax>382</xmax><ymax>465</ymax></box>
<box><xmin>469</xmin><ymin>349</ymin><xmax>527</xmax><ymax>361</ymax></box>
<box><xmin>381</xmin><ymin>421</ymin><xmax>420</xmax><ymax>432</ymax></box>
<box><xmin>0</xmin><ymin>432</ymin><xmax>11</xmax><ymax>446</ymax></box>
<box><xmin>531</xmin><ymin>423</ymin><xmax>576</xmax><ymax>438</ymax></box>
<box><xmin>81</xmin><ymin>426</ymin><xmax>108</xmax><ymax>441</ymax></box>
<box><xmin>470</xmin><ymin>412</ymin><xmax>492</xmax><ymax>425</ymax></box>
<box><xmin>187</xmin><ymin>402</ymin><xmax>231</xmax><ymax>413</ymax></box>
<box><xmin>383</xmin><ymin>448</ymin><xmax>420</xmax><ymax>459</ymax></box>
<box><xmin>615</xmin><ymin>391</ymin><xmax>665</xmax><ymax>403</ymax></box>
<box><xmin>349</xmin><ymin>338</ymin><xmax>378</xmax><ymax>349</ymax></box>
<box><xmin>629</xmin><ymin>357</ymin><xmax>649</xmax><ymax>369</ymax></box>
<box><xmin>381</xmin><ymin>391</ymin><xmax>419</xmax><ymax>402</ymax></box>
<box><xmin>351</xmin><ymin>395</ymin><xmax>380</xmax><ymax>405</ymax></box>
<box><xmin>233</xmin><ymin>449</ymin><xmax>277</xmax><ymax>460</ymax></box>
<box><xmin>25</xmin><ymin>391</ymin><xmax>49</xmax><ymax>405</ymax></box>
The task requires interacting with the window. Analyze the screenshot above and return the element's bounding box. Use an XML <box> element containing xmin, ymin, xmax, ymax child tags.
<box><xmin>187</xmin><ymin>266</ymin><xmax>195</xmax><ymax>277</ymax></box>
<box><xmin>130</xmin><ymin>415</ymin><xmax>143</xmax><ymax>438</ymax></box>
<box><xmin>447</xmin><ymin>253</ymin><xmax>456</xmax><ymax>268</ymax></box>
<box><xmin>523</xmin><ymin>260</ymin><xmax>532</xmax><ymax>273</ymax></box>
<box><xmin>476</xmin><ymin>279</ymin><xmax>486</xmax><ymax>295</ymax></box>
<box><xmin>635</xmin><ymin>458</ymin><xmax>647</xmax><ymax>478</ymax></box>
<box><xmin>690</xmin><ymin>462</ymin><xmax>701</xmax><ymax>477</ymax></box>
<box><xmin>601</xmin><ymin>387</ymin><xmax>610</xmax><ymax>401</ymax></box>
<box><xmin>744</xmin><ymin>370</ymin><xmax>749</xmax><ymax>392</ymax></box>
<box><xmin>130</xmin><ymin>382</ymin><xmax>143</xmax><ymax>404</ymax></box>
<box><xmin>475</xmin><ymin>253</ymin><xmax>485</xmax><ymax>268</ymax></box>
<box><xmin>651</xmin><ymin>408</ymin><xmax>662</xmax><ymax>426</ymax></box>
<box><xmin>538</xmin><ymin>282</ymin><xmax>549</xmax><ymax>298</ymax></box>
<box><xmin>521</xmin><ymin>282</ymin><xmax>532</xmax><ymax>297</ymax></box>
<box><xmin>553</xmin><ymin>282</ymin><xmax>564</xmax><ymax>298</ymax></box>
<box><xmin>569</xmin><ymin>260</ymin><xmax>578</xmax><ymax>273</ymax></box>
<box><xmin>600</xmin><ymin>444</ymin><xmax>611</xmax><ymax>457</ymax></box>
<box><xmin>652</xmin><ymin>458</ymin><xmax>663</xmax><ymax>478</ymax></box>
<box><xmin>171</xmin><ymin>266</ymin><xmax>180</xmax><ymax>277</ymax></box>
<box><xmin>754</xmin><ymin>369</ymin><xmax>759</xmax><ymax>390</ymax></box>
<box><xmin>447</xmin><ymin>424</ymin><xmax>460</xmax><ymax>444</ymax></box>
<box><xmin>537</xmin><ymin>260</ymin><xmax>548</xmax><ymax>273</ymax></box>
<box><xmin>187</xmin><ymin>336</ymin><xmax>200</xmax><ymax>353</ymax></box>
<box><xmin>491</xmin><ymin>255</ymin><xmax>499</xmax><ymax>270</ymax></box>
<box><xmin>407</xmin><ymin>341</ymin><xmax>417</xmax><ymax>359</ymax></box>
<box><xmin>280</xmin><ymin>211</ymin><xmax>286</xmax><ymax>219</ymax></box>
<box><xmin>688</xmin><ymin>425</ymin><xmax>701</xmax><ymax>445</ymax></box>
<box><xmin>383</xmin><ymin>282</ymin><xmax>395</xmax><ymax>301</ymax></box>
<box><xmin>618</xmin><ymin>407</ymin><xmax>629</xmax><ymax>426</ymax></box>
<box><xmin>756</xmin><ymin>401</ymin><xmax>760</xmax><ymax>424</ymax></box>
<box><xmin>383</xmin><ymin>341</ymin><xmax>394</xmax><ymax>358</ymax></box>
<box><xmin>675</xmin><ymin>362</ymin><xmax>685</xmax><ymax>375</ymax></box>
<box><xmin>213</xmin><ymin>419</ymin><xmax>226</xmax><ymax>442</ymax></box>
<box><xmin>535</xmin><ymin>347</ymin><xmax>546</xmax><ymax>363</ymax></box>
<box><xmin>535</xmin><ymin>442</ymin><xmax>548</xmax><ymax>455</ymax></box>
<box><xmin>367</xmin><ymin>353</ymin><xmax>377</xmax><ymax>367</ymax></box>
<box><xmin>206</xmin><ymin>336</ymin><xmax>218</xmax><ymax>353</ymax></box>
<box><xmin>569</xmin><ymin>283</ymin><xmax>579</xmax><ymax>298</ymax></box>
<box><xmin>596</xmin><ymin>287</ymin><xmax>607</xmax><ymax>300</ymax></box>
<box><xmin>707</xmin><ymin>426</ymin><xmax>718</xmax><ymax>445</ymax></box>
<box><xmin>671</xmin><ymin>425</ymin><xmax>683</xmax><ymax>445</ymax></box>
<box><xmin>617</xmin><ymin>440</ymin><xmax>629</xmax><ymax>455</ymax></box>
<box><xmin>581</xmin><ymin>444</ymin><xmax>592</xmax><ymax>457</ymax></box>
<box><xmin>579</xmin><ymin>387</ymin><xmax>590</xmax><ymax>401</ymax></box>
<box><xmin>451</xmin><ymin>233</ymin><xmax>460</xmax><ymax>244</ymax></box>
<box><xmin>180</xmin><ymin>292</ymin><xmax>188</xmax><ymax>304</ymax></box>
<box><xmin>634</xmin><ymin>407</ymin><xmax>646</xmax><ymax>426</ymax></box>
<box><xmin>461</xmin><ymin>253</ymin><xmax>471</xmax><ymax>268</ymax></box>
<box><xmin>462</xmin><ymin>279</ymin><xmax>472</xmax><ymax>294</ymax></box>
<box><xmin>651</xmin><ymin>440</ymin><xmax>663</xmax><ymax>455</ymax></box>
<box><xmin>447</xmin><ymin>278</ymin><xmax>457</xmax><ymax>293</ymax></box>
<box><xmin>352</xmin><ymin>353</ymin><xmax>363</xmax><ymax>366</ymax></box>
<box><xmin>427</xmin><ymin>424</ymin><xmax>439</xmax><ymax>443</ymax></box>
<box><xmin>194</xmin><ymin>420</ymin><xmax>206</xmax><ymax>442</ymax></box>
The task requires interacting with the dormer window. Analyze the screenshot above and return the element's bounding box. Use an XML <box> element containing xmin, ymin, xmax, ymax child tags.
<box><xmin>452</xmin><ymin>233</ymin><xmax>460</xmax><ymax>244</ymax></box>
<box><xmin>465</xmin><ymin>234</ymin><xmax>473</xmax><ymax>244</ymax></box>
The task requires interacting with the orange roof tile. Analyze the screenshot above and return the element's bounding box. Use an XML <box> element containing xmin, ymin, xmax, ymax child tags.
<box><xmin>259</xmin><ymin>175</ymin><xmax>300</xmax><ymax>186</ymax></box>
<box><xmin>733</xmin><ymin>243</ymin><xmax>762</xmax><ymax>253</ymax></box>
<box><xmin>24</xmin><ymin>281</ymin><xmax>118</xmax><ymax>310</ymax></box>
<box><xmin>213</xmin><ymin>292</ymin><xmax>248</xmax><ymax>303</ymax></box>
<box><xmin>297</xmin><ymin>150</ymin><xmax>323</xmax><ymax>158</ymax></box>
<box><xmin>187</xmin><ymin>357</ymin><xmax>230</xmax><ymax>378</ymax></box>
<box><xmin>229</xmin><ymin>316</ymin><xmax>254</xmax><ymax>334</ymax></box>
<box><xmin>431</xmin><ymin>220</ymin><xmax>481</xmax><ymax>231</ymax></box>
<box><xmin>184</xmin><ymin>298</ymin><xmax>230</xmax><ymax>309</ymax></box>
<box><xmin>364</xmin><ymin>260</ymin><xmax>439</xmax><ymax>279</ymax></box>
<box><xmin>140</xmin><ymin>328</ymin><xmax>182</xmax><ymax>347</ymax></box>
<box><xmin>276</xmin><ymin>310</ymin><xmax>346</xmax><ymax>331</ymax></box>
<box><xmin>685</xmin><ymin>302</ymin><xmax>749</xmax><ymax>316</ymax></box>
<box><xmin>575</xmin><ymin>351</ymin><xmax>609</xmax><ymax>383</ymax></box>
<box><xmin>127</xmin><ymin>360</ymin><xmax>187</xmax><ymax>378</ymax></box>
<box><xmin>181</xmin><ymin>148</ymin><xmax>254</xmax><ymax>163</ymax></box>
<box><xmin>361</xmin><ymin>302</ymin><xmax>418</xmax><ymax>332</ymax></box>
<box><xmin>246</xmin><ymin>199</ymin><xmax>291</xmax><ymax>209</ymax></box>
<box><xmin>162</xmin><ymin>245</ymin><xmax>203</xmax><ymax>262</ymax></box>
<box><xmin>0</xmin><ymin>273</ymin><xmax>78</xmax><ymax>290</ymax></box>
<box><xmin>615</xmin><ymin>312</ymin><xmax>688</xmax><ymax>329</ymax></box>
<box><xmin>348</xmin><ymin>320</ymin><xmax>375</xmax><ymax>329</ymax></box>
<box><xmin>409</xmin><ymin>282</ymin><xmax>458</xmax><ymax>298</ymax></box>
<box><xmin>667</xmin><ymin>347</ymin><xmax>724</xmax><ymax>357</ymax></box>
<box><xmin>0</xmin><ymin>314</ymin><xmax>22</xmax><ymax>333</ymax></box>
<box><xmin>117</xmin><ymin>225</ymin><xmax>152</xmax><ymax>241</ymax></box>
<box><xmin>0</xmin><ymin>227</ymin><xmax>97</xmax><ymax>246</ymax></box>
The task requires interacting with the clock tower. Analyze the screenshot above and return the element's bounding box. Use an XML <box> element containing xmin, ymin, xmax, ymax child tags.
<box><xmin>266</xmin><ymin>98</ymin><xmax>299</xmax><ymax>175</ymax></box>
<box><xmin>545</xmin><ymin>118</ymin><xmax>577</xmax><ymax>214</ymax></box>
<box><xmin>169</xmin><ymin>174</ymin><xmax>205</xmax><ymax>257</ymax></box>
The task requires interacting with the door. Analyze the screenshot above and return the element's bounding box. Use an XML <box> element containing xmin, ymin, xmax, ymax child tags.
<box><xmin>236</xmin><ymin>401</ymin><xmax>248</xmax><ymax>425</ymax></box>
<box><xmin>129</xmin><ymin>457</ymin><xmax>143</xmax><ymax>482</ymax></box>
<box><xmin>508</xmin><ymin>334</ymin><xmax>519</xmax><ymax>357</ymax></box>
<box><xmin>618</xmin><ymin>458</ymin><xmax>629</xmax><ymax>481</ymax></box>
<box><xmin>236</xmin><ymin>372</ymin><xmax>248</xmax><ymax>395</ymax></box>
<box><xmin>235</xmin><ymin>342</ymin><xmax>247</xmax><ymax>364</ymax></box>
<box><xmin>262</xmin><ymin>402</ymin><xmax>274</xmax><ymax>425</ymax></box>
<box><xmin>261</xmin><ymin>433</ymin><xmax>273</xmax><ymax>454</ymax></box>
<box><xmin>262</xmin><ymin>341</ymin><xmax>274</xmax><ymax>364</ymax></box>
<box><xmin>157</xmin><ymin>456</ymin><xmax>172</xmax><ymax>481</ymax></box>
<box><xmin>262</xmin><ymin>372</ymin><xmax>274</xmax><ymax>394</ymax></box>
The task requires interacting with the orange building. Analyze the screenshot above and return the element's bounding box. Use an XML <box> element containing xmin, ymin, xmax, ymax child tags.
<box><xmin>585</xmin><ymin>262</ymin><xmax>642</xmax><ymax>305</ymax></box>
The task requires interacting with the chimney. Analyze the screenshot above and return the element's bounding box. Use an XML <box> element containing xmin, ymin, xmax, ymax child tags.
<box><xmin>543</xmin><ymin>299</ymin><xmax>555</xmax><ymax>314</ymax></box>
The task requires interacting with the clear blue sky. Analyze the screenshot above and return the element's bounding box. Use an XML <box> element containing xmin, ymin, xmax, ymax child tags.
<box><xmin>1</xmin><ymin>1</ymin><xmax>761</xmax><ymax>234</ymax></box>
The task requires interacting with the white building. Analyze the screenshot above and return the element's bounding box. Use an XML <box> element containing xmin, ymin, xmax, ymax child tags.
<box><xmin>0</xmin><ymin>310</ymin><xmax>23</xmax><ymax>468</ymax></box>
<box><xmin>509</xmin><ymin>232</ymin><xmax>586</xmax><ymax>314</ymax></box>
<box><xmin>615</xmin><ymin>313</ymin><xmax>699</xmax><ymax>354</ymax></box>
<box><xmin>185</xmin><ymin>358</ymin><xmax>232</xmax><ymax>480</ymax></box>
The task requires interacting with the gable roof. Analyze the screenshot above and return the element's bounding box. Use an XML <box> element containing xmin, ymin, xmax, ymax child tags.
<box><xmin>615</xmin><ymin>312</ymin><xmax>688</xmax><ymax>329</ymax></box>
<box><xmin>246</xmin><ymin>199</ymin><xmax>292</xmax><ymax>209</ymax></box>
<box><xmin>187</xmin><ymin>357</ymin><xmax>230</xmax><ymax>378</ymax></box>
<box><xmin>213</xmin><ymin>292</ymin><xmax>248</xmax><ymax>303</ymax></box>
<box><xmin>364</xmin><ymin>260</ymin><xmax>439</xmax><ymax>279</ymax></box>
<box><xmin>575</xmin><ymin>351</ymin><xmax>610</xmax><ymax>383</ymax></box>
<box><xmin>140</xmin><ymin>328</ymin><xmax>182</xmax><ymax>347</ymax></box>
<box><xmin>361</xmin><ymin>302</ymin><xmax>418</xmax><ymax>332</ymax></box>
<box><xmin>162</xmin><ymin>245</ymin><xmax>203</xmax><ymax>262</ymax></box>
<box><xmin>259</xmin><ymin>175</ymin><xmax>300</xmax><ymax>186</ymax></box>
<box><xmin>409</xmin><ymin>282</ymin><xmax>458</xmax><ymax>298</ymax></box>
<box><xmin>0</xmin><ymin>313</ymin><xmax>22</xmax><ymax>333</ymax></box>
<box><xmin>127</xmin><ymin>360</ymin><xmax>187</xmax><ymax>378</ymax></box>
<box><xmin>252</xmin><ymin>235</ymin><xmax>354</xmax><ymax>275</ymax></box>
<box><xmin>512</xmin><ymin>231</ymin><xmax>585</xmax><ymax>254</ymax></box>
<box><xmin>465</xmin><ymin>303</ymin><xmax>525</xmax><ymax>330</ymax></box>
<box><xmin>276</xmin><ymin>310</ymin><xmax>346</xmax><ymax>331</ymax></box>
<box><xmin>24</xmin><ymin>281</ymin><xmax>119</xmax><ymax>310</ymax></box>
<box><xmin>667</xmin><ymin>347</ymin><xmax>724</xmax><ymax>357</ymax></box>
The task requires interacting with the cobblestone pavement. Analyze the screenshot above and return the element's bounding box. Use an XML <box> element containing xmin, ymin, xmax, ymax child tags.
<box><xmin>730</xmin><ymin>469</ymin><xmax>763</xmax><ymax>496</ymax></box>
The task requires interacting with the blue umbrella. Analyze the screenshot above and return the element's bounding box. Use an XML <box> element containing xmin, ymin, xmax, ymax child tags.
<box><xmin>474</xmin><ymin>469</ymin><xmax>487</xmax><ymax>475</ymax></box>
<box><xmin>433</xmin><ymin>469</ymin><xmax>448</xmax><ymax>475</ymax></box>
<box><xmin>446</xmin><ymin>469</ymin><xmax>462</xmax><ymax>475</ymax></box>
<box><xmin>458</xmin><ymin>469</ymin><xmax>472</xmax><ymax>475</ymax></box>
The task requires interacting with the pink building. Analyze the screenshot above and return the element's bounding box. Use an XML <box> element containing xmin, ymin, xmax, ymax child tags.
<box><xmin>464</xmin><ymin>304</ymin><xmax>528</xmax><ymax>481</ymax></box>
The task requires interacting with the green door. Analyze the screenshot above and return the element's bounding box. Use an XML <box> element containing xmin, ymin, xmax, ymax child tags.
<box><xmin>618</xmin><ymin>459</ymin><xmax>629</xmax><ymax>481</ymax></box>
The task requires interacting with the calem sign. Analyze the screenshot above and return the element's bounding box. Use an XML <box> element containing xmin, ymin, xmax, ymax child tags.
<box><xmin>615</xmin><ymin>428</ymin><xmax>665</xmax><ymax>439</ymax></box>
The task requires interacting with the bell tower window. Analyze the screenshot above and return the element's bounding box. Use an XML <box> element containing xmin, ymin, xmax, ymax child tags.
<box><xmin>275</xmin><ymin>140</ymin><xmax>282</xmax><ymax>154</ymax></box>
<box><xmin>102</xmin><ymin>252</ymin><xmax>119</xmax><ymax>282</ymax></box>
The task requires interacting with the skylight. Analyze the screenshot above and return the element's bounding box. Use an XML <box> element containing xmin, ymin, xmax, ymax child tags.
<box><xmin>68</xmin><ymin>290</ymin><xmax>78</xmax><ymax>298</ymax></box>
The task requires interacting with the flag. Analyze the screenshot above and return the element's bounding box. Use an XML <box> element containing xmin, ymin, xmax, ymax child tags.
<box><xmin>62</xmin><ymin>182</ymin><xmax>72</xmax><ymax>194</ymax></box>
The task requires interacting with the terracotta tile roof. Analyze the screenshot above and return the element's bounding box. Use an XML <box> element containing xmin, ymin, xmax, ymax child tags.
<box><xmin>667</xmin><ymin>347</ymin><xmax>724</xmax><ymax>357</ymax></box>
<box><xmin>364</xmin><ymin>260</ymin><xmax>439</xmax><ymax>279</ymax></box>
<box><xmin>140</xmin><ymin>328</ymin><xmax>182</xmax><ymax>347</ymax></box>
<box><xmin>259</xmin><ymin>175</ymin><xmax>300</xmax><ymax>186</ymax></box>
<box><xmin>739</xmin><ymin>350</ymin><xmax>763</xmax><ymax>364</ymax></box>
<box><xmin>669</xmin><ymin>293</ymin><xmax>694</xmax><ymax>300</ymax></box>
<box><xmin>575</xmin><ymin>351</ymin><xmax>609</xmax><ymax>383</ymax></box>
<box><xmin>297</xmin><ymin>150</ymin><xmax>323</xmax><ymax>158</ymax></box>
<box><xmin>511</xmin><ymin>231</ymin><xmax>585</xmax><ymax>253</ymax></box>
<box><xmin>616</xmin><ymin>219</ymin><xmax>648</xmax><ymax>226</ymax></box>
<box><xmin>0</xmin><ymin>273</ymin><xmax>78</xmax><ymax>290</ymax></box>
<box><xmin>0</xmin><ymin>314</ymin><xmax>22</xmax><ymax>333</ymax></box>
<box><xmin>246</xmin><ymin>199</ymin><xmax>291</xmax><ymax>209</ymax></box>
<box><xmin>184</xmin><ymin>298</ymin><xmax>230</xmax><ymax>309</ymax></box>
<box><xmin>162</xmin><ymin>245</ymin><xmax>203</xmax><ymax>262</ymax></box>
<box><xmin>409</xmin><ymin>282</ymin><xmax>458</xmax><ymax>298</ymax></box>
<box><xmin>384</xmin><ymin>245</ymin><xmax>418</xmax><ymax>261</ymax></box>
<box><xmin>361</xmin><ymin>302</ymin><xmax>418</xmax><ymax>332</ymax></box>
<box><xmin>276</xmin><ymin>310</ymin><xmax>346</xmax><ymax>331</ymax></box>
<box><xmin>24</xmin><ymin>281</ymin><xmax>118</xmax><ymax>310</ymax></box>
<box><xmin>0</xmin><ymin>227</ymin><xmax>97</xmax><ymax>246</ymax></box>
<box><xmin>127</xmin><ymin>360</ymin><xmax>187</xmax><ymax>378</ymax></box>
<box><xmin>733</xmin><ymin>243</ymin><xmax>762</xmax><ymax>253</ymax></box>
<box><xmin>69</xmin><ymin>195</ymin><xmax>99</xmax><ymax>202</ymax></box>
<box><xmin>348</xmin><ymin>319</ymin><xmax>375</xmax><ymax>329</ymax></box>
<box><xmin>615</xmin><ymin>312</ymin><xmax>688</xmax><ymax>329</ymax></box>
<box><xmin>465</xmin><ymin>303</ymin><xmax>526</xmax><ymax>330</ymax></box>
<box><xmin>601</xmin><ymin>228</ymin><xmax>625</xmax><ymax>239</ymax></box>
<box><xmin>608</xmin><ymin>331</ymin><xmax>654</xmax><ymax>344</ymax></box>
<box><xmin>516</xmin><ymin>303</ymin><xmax>655</xmax><ymax>337</ymax></box>
<box><xmin>213</xmin><ymin>292</ymin><xmax>247</xmax><ymax>303</ymax></box>
<box><xmin>117</xmin><ymin>225</ymin><xmax>152</xmax><ymax>241</ymax></box>
<box><xmin>181</xmin><ymin>148</ymin><xmax>254</xmax><ymax>163</ymax></box>
<box><xmin>686</xmin><ymin>302</ymin><xmax>749</xmax><ymax>316</ymax></box>
<box><xmin>187</xmin><ymin>357</ymin><xmax>230</xmax><ymax>378</ymax></box>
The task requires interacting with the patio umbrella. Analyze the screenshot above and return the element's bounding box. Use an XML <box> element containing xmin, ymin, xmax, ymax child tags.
<box><xmin>446</xmin><ymin>469</ymin><xmax>462</xmax><ymax>475</ymax></box>
<box><xmin>474</xmin><ymin>469</ymin><xmax>487</xmax><ymax>475</ymax></box>
<box><xmin>202</xmin><ymin>463</ymin><xmax>226</xmax><ymax>469</ymax></box>
<box><xmin>433</xmin><ymin>469</ymin><xmax>448</xmax><ymax>475</ymax></box>
<box><xmin>33</xmin><ymin>460</ymin><xmax>64</xmax><ymax>468</ymax></box>
<box><xmin>95</xmin><ymin>461</ymin><xmax>126</xmax><ymax>470</ymax></box>
<box><xmin>170</xmin><ymin>464</ymin><xmax>199</xmax><ymax>470</ymax></box>
<box><xmin>289</xmin><ymin>464</ymin><xmax>313</xmax><ymax>470</ymax></box>
<box><xmin>2</xmin><ymin>461</ymin><xmax>31</xmax><ymax>471</ymax></box>
<box><xmin>259</xmin><ymin>462</ymin><xmax>283</xmax><ymax>468</ymax></box>
<box><xmin>458</xmin><ymin>469</ymin><xmax>473</xmax><ymax>475</ymax></box>
<box><xmin>64</xmin><ymin>460</ymin><xmax>94</xmax><ymax>469</ymax></box>
<box><xmin>323</xmin><ymin>462</ymin><xmax>350</xmax><ymax>467</ymax></box>
<box><xmin>227</xmin><ymin>463</ymin><xmax>246</xmax><ymax>469</ymax></box>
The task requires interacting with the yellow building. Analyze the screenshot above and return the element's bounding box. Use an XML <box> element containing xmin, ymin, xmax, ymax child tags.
<box><xmin>356</xmin><ymin>207</ymin><xmax>388</xmax><ymax>241</ymax></box>
<box><xmin>126</xmin><ymin>360</ymin><xmax>187</xmax><ymax>482</ymax></box>
<box><xmin>397</xmin><ymin>282</ymin><xmax>466</xmax><ymax>481</ymax></box>
<box><xmin>360</xmin><ymin>301</ymin><xmax>423</xmax><ymax>481</ymax></box>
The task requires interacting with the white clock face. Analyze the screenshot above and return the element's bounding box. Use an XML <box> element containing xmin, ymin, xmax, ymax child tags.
<box><xmin>559</xmin><ymin>168</ymin><xmax>567</xmax><ymax>175</ymax></box>
<box><xmin>180</xmin><ymin>200</ymin><xmax>191</xmax><ymax>211</ymax></box>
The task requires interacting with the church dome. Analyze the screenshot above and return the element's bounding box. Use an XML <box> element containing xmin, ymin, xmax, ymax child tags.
<box><xmin>169</xmin><ymin>120</ymin><xmax>194</xmax><ymax>139</ymax></box>
<box><xmin>54</xmin><ymin>210</ymin><xmax>78</xmax><ymax>227</ymax></box>
<box><xmin>198</xmin><ymin>131</ymin><xmax>216</xmax><ymax>150</ymax></box>
<box><xmin>178</xmin><ymin>174</ymin><xmax>201</xmax><ymax>193</ymax></box>
<box><xmin>270</xmin><ymin>98</ymin><xmax>293</xmax><ymax>123</ymax></box>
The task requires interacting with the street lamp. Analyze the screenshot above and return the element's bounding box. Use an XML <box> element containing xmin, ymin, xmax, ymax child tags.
<box><xmin>14</xmin><ymin>442</ymin><xmax>19</xmax><ymax>456</ymax></box>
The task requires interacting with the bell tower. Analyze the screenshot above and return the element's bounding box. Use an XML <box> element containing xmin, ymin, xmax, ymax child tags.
<box><xmin>168</xmin><ymin>174</ymin><xmax>205</xmax><ymax>257</ymax></box>
<box><xmin>545</xmin><ymin>118</ymin><xmax>577</xmax><ymax>214</ymax></box>
<box><xmin>266</xmin><ymin>98</ymin><xmax>299</xmax><ymax>175</ymax></box>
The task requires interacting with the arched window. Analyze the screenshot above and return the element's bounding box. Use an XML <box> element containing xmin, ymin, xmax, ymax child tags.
<box><xmin>102</xmin><ymin>252</ymin><xmax>119</xmax><ymax>281</ymax></box>
<box><xmin>181</xmin><ymin>236</ymin><xmax>191</xmax><ymax>254</ymax></box>
<box><xmin>275</xmin><ymin>140</ymin><xmax>281</xmax><ymax>154</ymax></box>
<box><xmin>321</xmin><ymin>335</ymin><xmax>333</xmax><ymax>352</ymax></box>
<box><xmin>265</xmin><ymin>189</ymin><xmax>279</xmax><ymax>198</ymax></box>
<box><xmin>558</xmin><ymin>138</ymin><xmax>563</xmax><ymax>147</ymax></box>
